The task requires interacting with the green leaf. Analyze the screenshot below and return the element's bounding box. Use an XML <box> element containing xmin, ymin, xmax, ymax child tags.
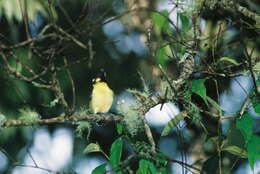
<box><xmin>116</xmin><ymin>123</ymin><xmax>124</xmax><ymax>135</ymax></box>
<box><xmin>192</xmin><ymin>79</ymin><xmax>206</xmax><ymax>97</ymax></box>
<box><xmin>83</xmin><ymin>143</ymin><xmax>101</xmax><ymax>154</ymax></box>
<box><xmin>151</xmin><ymin>12</ymin><xmax>166</xmax><ymax>29</ymax></box>
<box><xmin>218</xmin><ymin>57</ymin><xmax>239</xmax><ymax>66</ymax></box>
<box><xmin>251</xmin><ymin>96</ymin><xmax>260</xmax><ymax>115</ymax></box>
<box><xmin>222</xmin><ymin>146</ymin><xmax>247</xmax><ymax>158</ymax></box>
<box><xmin>156</xmin><ymin>46</ymin><xmax>170</xmax><ymax>67</ymax></box>
<box><xmin>236</xmin><ymin>114</ymin><xmax>260</xmax><ymax>170</ymax></box>
<box><xmin>179</xmin><ymin>12</ymin><xmax>190</xmax><ymax>32</ymax></box>
<box><xmin>156</xmin><ymin>152</ymin><xmax>168</xmax><ymax>167</ymax></box>
<box><xmin>136</xmin><ymin>159</ymin><xmax>157</xmax><ymax>174</ymax></box>
<box><xmin>9</xmin><ymin>49</ymin><xmax>28</xmax><ymax>73</ymax></box>
<box><xmin>253</xmin><ymin>103</ymin><xmax>260</xmax><ymax>115</ymax></box>
<box><xmin>225</xmin><ymin>125</ymin><xmax>245</xmax><ymax>149</ymax></box>
<box><xmin>161</xmin><ymin>112</ymin><xmax>187</xmax><ymax>136</ymax></box>
<box><xmin>109</xmin><ymin>138</ymin><xmax>123</xmax><ymax>173</ymax></box>
<box><xmin>192</xmin><ymin>79</ymin><xmax>208</xmax><ymax>105</ymax></box>
<box><xmin>151</xmin><ymin>11</ymin><xmax>170</xmax><ymax>33</ymax></box>
<box><xmin>236</xmin><ymin>113</ymin><xmax>253</xmax><ymax>142</ymax></box>
<box><xmin>161</xmin><ymin>168</ymin><xmax>167</xmax><ymax>174</ymax></box>
<box><xmin>247</xmin><ymin>135</ymin><xmax>260</xmax><ymax>170</ymax></box>
<box><xmin>91</xmin><ymin>163</ymin><xmax>107</xmax><ymax>174</ymax></box>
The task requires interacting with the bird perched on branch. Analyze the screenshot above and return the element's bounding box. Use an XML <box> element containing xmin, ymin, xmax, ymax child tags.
<box><xmin>90</xmin><ymin>69</ymin><xmax>114</xmax><ymax>114</ymax></box>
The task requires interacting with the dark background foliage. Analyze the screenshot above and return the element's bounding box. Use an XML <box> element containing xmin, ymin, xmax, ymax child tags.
<box><xmin>0</xmin><ymin>0</ymin><xmax>260</xmax><ymax>174</ymax></box>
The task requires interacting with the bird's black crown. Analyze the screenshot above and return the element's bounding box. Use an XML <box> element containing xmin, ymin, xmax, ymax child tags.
<box><xmin>92</xmin><ymin>69</ymin><xmax>107</xmax><ymax>83</ymax></box>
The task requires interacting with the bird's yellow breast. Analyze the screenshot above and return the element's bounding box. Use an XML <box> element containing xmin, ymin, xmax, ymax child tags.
<box><xmin>90</xmin><ymin>82</ymin><xmax>114</xmax><ymax>114</ymax></box>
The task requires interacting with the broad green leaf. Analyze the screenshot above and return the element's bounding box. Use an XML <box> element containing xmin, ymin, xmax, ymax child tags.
<box><xmin>8</xmin><ymin>49</ymin><xmax>27</xmax><ymax>73</ymax></box>
<box><xmin>247</xmin><ymin>135</ymin><xmax>260</xmax><ymax>170</ymax></box>
<box><xmin>136</xmin><ymin>159</ymin><xmax>157</xmax><ymax>174</ymax></box>
<box><xmin>161</xmin><ymin>112</ymin><xmax>187</xmax><ymax>136</ymax></box>
<box><xmin>91</xmin><ymin>163</ymin><xmax>107</xmax><ymax>174</ymax></box>
<box><xmin>218</xmin><ymin>57</ymin><xmax>239</xmax><ymax>66</ymax></box>
<box><xmin>251</xmin><ymin>96</ymin><xmax>260</xmax><ymax>115</ymax></box>
<box><xmin>253</xmin><ymin>103</ymin><xmax>260</xmax><ymax>115</ymax></box>
<box><xmin>236</xmin><ymin>114</ymin><xmax>260</xmax><ymax>170</ymax></box>
<box><xmin>236</xmin><ymin>113</ymin><xmax>253</xmax><ymax>142</ymax></box>
<box><xmin>151</xmin><ymin>10</ymin><xmax>170</xmax><ymax>33</ymax></box>
<box><xmin>14</xmin><ymin>48</ymin><xmax>34</xmax><ymax>67</ymax></box>
<box><xmin>178</xmin><ymin>12</ymin><xmax>190</xmax><ymax>32</ymax></box>
<box><xmin>10</xmin><ymin>61</ymin><xmax>22</xmax><ymax>73</ymax></box>
<box><xmin>161</xmin><ymin>168</ymin><xmax>167</xmax><ymax>174</ymax></box>
<box><xmin>225</xmin><ymin>125</ymin><xmax>245</xmax><ymax>149</ymax></box>
<box><xmin>193</xmin><ymin>80</ymin><xmax>223</xmax><ymax>112</ymax></box>
<box><xmin>151</xmin><ymin>12</ymin><xmax>166</xmax><ymax>29</ymax></box>
<box><xmin>156</xmin><ymin>46</ymin><xmax>171</xmax><ymax>67</ymax></box>
<box><xmin>109</xmin><ymin>138</ymin><xmax>123</xmax><ymax>173</ymax></box>
<box><xmin>6</xmin><ymin>80</ymin><xmax>31</xmax><ymax>103</ymax></box>
<box><xmin>83</xmin><ymin>143</ymin><xmax>101</xmax><ymax>154</ymax></box>
<box><xmin>192</xmin><ymin>79</ymin><xmax>208</xmax><ymax>105</ymax></box>
<box><xmin>222</xmin><ymin>146</ymin><xmax>247</xmax><ymax>158</ymax></box>
<box><xmin>191</xmin><ymin>79</ymin><xmax>206</xmax><ymax>97</ymax></box>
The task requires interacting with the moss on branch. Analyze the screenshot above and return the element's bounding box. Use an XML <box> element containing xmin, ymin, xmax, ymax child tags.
<box><xmin>1</xmin><ymin>113</ymin><xmax>123</xmax><ymax>128</ymax></box>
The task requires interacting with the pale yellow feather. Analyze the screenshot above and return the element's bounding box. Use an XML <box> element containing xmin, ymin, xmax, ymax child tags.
<box><xmin>90</xmin><ymin>82</ymin><xmax>113</xmax><ymax>114</ymax></box>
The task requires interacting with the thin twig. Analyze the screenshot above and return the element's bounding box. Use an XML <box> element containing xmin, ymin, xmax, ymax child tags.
<box><xmin>14</xmin><ymin>164</ymin><xmax>56</xmax><ymax>173</ymax></box>
<box><xmin>53</xmin><ymin>25</ymin><xmax>87</xmax><ymax>49</ymax></box>
<box><xmin>64</xmin><ymin>58</ymin><xmax>76</xmax><ymax>112</ymax></box>
<box><xmin>26</xmin><ymin>149</ymin><xmax>38</xmax><ymax>167</ymax></box>
<box><xmin>0</xmin><ymin>34</ymin><xmax>56</xmax><ymax>50</ymax></box>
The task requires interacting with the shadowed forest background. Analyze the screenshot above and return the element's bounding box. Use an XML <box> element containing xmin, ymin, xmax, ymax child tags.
<box><xmin>0</xmin><ymin>0</ymin><xmax>260</xmax><ymax>174</ymax></box>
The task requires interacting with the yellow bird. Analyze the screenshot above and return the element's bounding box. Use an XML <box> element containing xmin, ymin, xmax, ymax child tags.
<box><xmin>90</xmin><ymin>69</ymin><xmax>114</xmax><ymax>114</ymax></box>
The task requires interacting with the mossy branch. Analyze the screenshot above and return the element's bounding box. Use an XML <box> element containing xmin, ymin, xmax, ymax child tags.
<box><xmin>204</xmin><ymin>0</ymin><xmax>260</xmax><ymax>27</ymax></box>
<box><xmin>1</xmin><ymin>113</ymin><xmax>123</xmax><ymax>128</ymax></box>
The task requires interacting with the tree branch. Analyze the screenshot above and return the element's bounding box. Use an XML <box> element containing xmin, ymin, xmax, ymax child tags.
<box><xmin>2</xmin><ymin>113</ymin><xmax>123</xmax><ymax>128</ymax></box>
